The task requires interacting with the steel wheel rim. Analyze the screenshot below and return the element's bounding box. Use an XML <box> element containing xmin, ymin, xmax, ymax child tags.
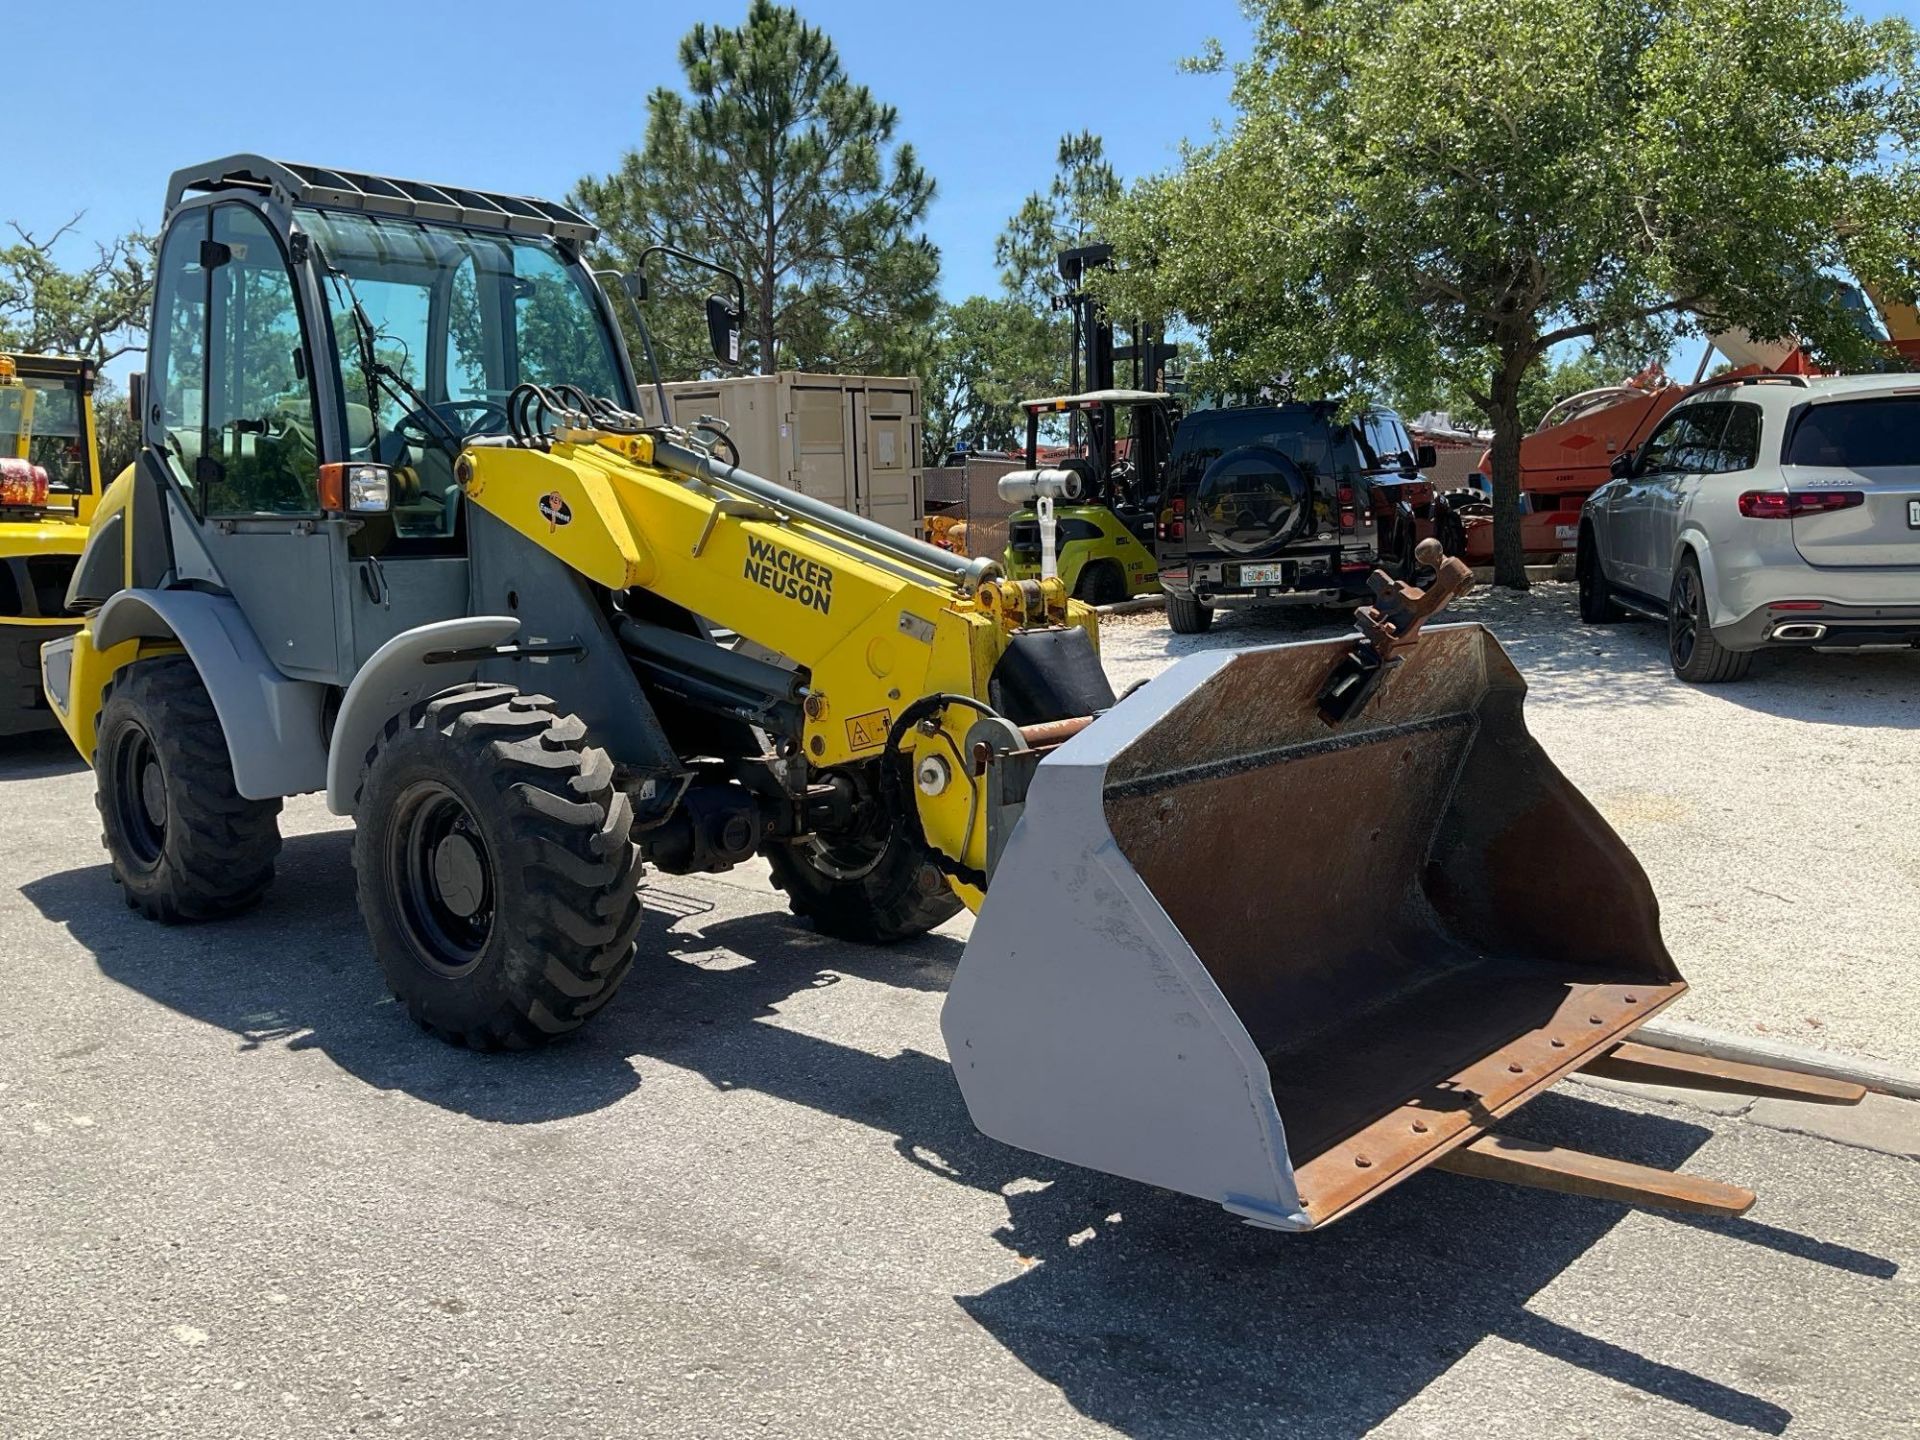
<box><xmin>388</xmin><ymin>781</ymin><xmax>496</xmax><ymax>976</ymax></box>
<box><xmin>110</xmin><ymin>723</ymin><xmax>167</xmax><ymax>869</ymax></box>
<box><xmin>1672</xmin><ymin>570</ymin><xmax>1700</xmax><ymax>666</ymax></box>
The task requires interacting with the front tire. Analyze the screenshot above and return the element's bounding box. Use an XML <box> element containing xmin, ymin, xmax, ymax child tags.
<box><xmin>766</xmin><ymin>823</ymin><xmax>962</xmax><ymax>944</ymax></box>
<box><xmin>1668</xmin><ymin>555</ymin><xmax>1752</xmax><ymax>684</ymax></box>
<box><xmin>95</xmin><ymin>656</ymin><xmax>283</xmax><ymax>922</ymax></box>
<box><xmin>1576</xmin><ymin>527</ymin><xmax>1620</xmax><ymax>624</ymax></box>
<box><xmin>1166</xmin><ymin>591</ymin><xmax>1214</xmax><ymax>634</ymax></box>
<box><xmin>1073</xmin><ymin>560</ymin><xmax>1128</xmax><ymax>607</ymax></box>
<box><xmin>352</xmin><ymin>685</ymin><xmax>647</xmax><ymax>1049</ymax></box>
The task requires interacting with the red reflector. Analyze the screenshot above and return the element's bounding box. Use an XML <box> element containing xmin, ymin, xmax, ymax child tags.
<box><xmin>1738</xmin><ymin>489</ymin><xmax>1864</xmax><ymax>519</ymax></box>
<box><xmin>1768</xmin><ymin>601</ymin><xmax>1824</xmax><ymax>611</ymax></box>
<box><xmin>1340</xmin><ymin>562</ymin><xmax>1373</xmax><ymax>574</ymax></box>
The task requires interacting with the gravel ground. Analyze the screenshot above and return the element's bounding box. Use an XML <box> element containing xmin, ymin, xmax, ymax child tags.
<box><xmin>1097</xmin><ymin>585</ymin><xmax>1920</xmax><ymax>1071</ymax></box>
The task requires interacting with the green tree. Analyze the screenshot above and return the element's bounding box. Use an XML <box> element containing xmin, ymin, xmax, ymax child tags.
<box><xmin>921</xmin><ymin>296</ymin><xmax>1060</xmax><ymax>459</ymax></box>
<box><xmin>93</xmin><ymin>381</ymin><xmax>141</xmax><ymax>482</ymax></box>
<box><xmin>573</xmin><ymin>1</ymin><xmax>938</xmax><ymax>379</ymax></box>
<box><xmin>1100</xmin><ymin>0</ymin><xmax>1920</xmax><ymax>586</ymax></box>
<box><xmin>997</xmin><ymin>131</ymin><xmax>1121</xmax><ymax>308</ymax></box>
<box><xmin>1404</xmin><ymin>344</ymin><xmax>1657</xmax><ymax>434</ymax></box>
<box><xmin>0</xmin><ymin>217</ymin><xmax>154</xmax><ymax>363</ymax></box>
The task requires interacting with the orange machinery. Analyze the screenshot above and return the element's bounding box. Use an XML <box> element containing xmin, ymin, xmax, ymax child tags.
<box><xmin>1460</xmin><ymin>282</ymin><xmax>1918</xmax><ymax>563</ymax></box>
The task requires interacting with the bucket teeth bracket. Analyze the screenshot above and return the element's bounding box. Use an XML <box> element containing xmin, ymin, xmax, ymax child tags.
<box><xmin>1318</xmin><ymin>539</ymin><xmax>1475</xmax><ymax>725</ymax></box>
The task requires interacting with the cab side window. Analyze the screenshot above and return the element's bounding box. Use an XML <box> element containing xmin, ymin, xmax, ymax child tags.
<box><xmin>148</xmin><ymin>214</ymin><xmax>209</xmax><ymax>502</ymax></box>
<box><xmin>202</xmin><ymin>206</ymin><xmax>321</xmax><ymax>516</ymax></box>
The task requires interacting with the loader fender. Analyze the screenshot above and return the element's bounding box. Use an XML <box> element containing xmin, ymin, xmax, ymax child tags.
<box><xmin>90</xmin><ymin>589</ymin><xmax>329</xmax><ymax>800</ymax></box>
<box><xmin>325</xmin><ymin>615</ymin><xmax>520</xmax><ymax>816</ymax></box>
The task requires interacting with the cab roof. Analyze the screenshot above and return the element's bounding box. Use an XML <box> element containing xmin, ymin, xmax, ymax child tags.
<box><xmin>165</xmin><ymin>155</ymin><xmax>597</xmax><ymax>246</ymax></box>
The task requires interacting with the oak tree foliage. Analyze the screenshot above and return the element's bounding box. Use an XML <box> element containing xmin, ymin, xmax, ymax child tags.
<box><xmin>1100</xmin><ymin>0</ymin><xmax>1920</xmax><ymax>585</ymax></box>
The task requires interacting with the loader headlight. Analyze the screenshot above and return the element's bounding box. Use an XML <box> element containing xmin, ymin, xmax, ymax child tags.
<box><xmin>318</xmin><ymin>462</ymin><xmax>393</xmax><ymax>515</ymax></box>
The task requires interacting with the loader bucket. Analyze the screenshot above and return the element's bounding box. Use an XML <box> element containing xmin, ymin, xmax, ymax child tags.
<box><xmin>942</xmin><ymin>623</ymin><xmax>1684</xmax><ymax>1230</ymax></box>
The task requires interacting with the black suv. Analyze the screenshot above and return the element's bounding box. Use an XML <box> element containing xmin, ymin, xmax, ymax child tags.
<box><xmin>1156</xmin><ymin>401</ymin><xmax>1438</xmax><ymax>633</ymax></box>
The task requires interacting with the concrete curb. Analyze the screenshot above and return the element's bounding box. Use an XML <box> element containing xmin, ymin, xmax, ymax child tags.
<box><xmin>1092</xmin><ymin>594</ymin><xmax>1167</xmax><ymax>617</ymax></box>
<box><xmin>1636</xmin><ymin>1017</ymin><xmax>1920</xmax><ymax>1101</ymax></box>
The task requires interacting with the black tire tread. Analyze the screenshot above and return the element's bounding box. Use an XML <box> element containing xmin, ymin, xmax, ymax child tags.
<box><xmin>1576</xmin><ymin>526</ymin><xmax>1621</xmax><ymax>624</ymax></box>
<box><xmin>1669</xmin><ymin>557</ymin><xmax>1753</xmax><ymax>684</ymax></box>
<box><xmin>96</xmin><ymin>656</ymin><xmax>283</xmax><ymax>923</ymax></box>
<box><xmin>352</xmin><ymin>685</ymin><xmax>646</xmax><ymax>1049</ymax></box>
<box><xmin>1165</xmin><ymin>591</ymin><xmax>1214</xmax><ymax>634</ymax></box>
<box><xmin>766</xmin><ymin>831</ymin><xmax>962</xmax><ymax>944</ymax></box>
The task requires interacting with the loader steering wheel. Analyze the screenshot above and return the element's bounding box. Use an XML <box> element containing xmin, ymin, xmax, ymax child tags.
<box><xmin>389</xmin><ymin>400</ymin><xmax>510</xmax><ymax>457</ymax></box>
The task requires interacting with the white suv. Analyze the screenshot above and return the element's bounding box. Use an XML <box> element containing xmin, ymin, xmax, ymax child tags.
<box><xmin>1576</xmin><ymin>373</ymin><xmax>1920</xmax><ymax>681</ymax></box>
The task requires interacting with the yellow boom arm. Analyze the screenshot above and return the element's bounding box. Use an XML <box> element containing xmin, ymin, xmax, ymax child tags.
<box><xmin>459</xmin><ymin>428</ymin><xmax>1095</xmax><ymax>909</ymax></box>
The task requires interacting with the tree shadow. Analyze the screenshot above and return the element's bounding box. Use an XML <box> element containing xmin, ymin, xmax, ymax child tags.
<box><xmin>0</xmin><ymin>728</ymin><xmax>88</xmax><ymax>780</ymax></box>
<box><xmin>23</xmin><ymin>855</ymin><xmax>1898</xmax><ymax>1437</ymax></box>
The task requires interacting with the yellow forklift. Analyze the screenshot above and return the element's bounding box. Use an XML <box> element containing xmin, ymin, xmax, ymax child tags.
<box><xmin>0</xmin><ymin>353</ymin><xmax>100</xmax><ymax>735</ymax></box>
<box><xmin>1000</xmin><ymin>245</ymin><xmax>1174</xmax><ymax>604</ymax></box>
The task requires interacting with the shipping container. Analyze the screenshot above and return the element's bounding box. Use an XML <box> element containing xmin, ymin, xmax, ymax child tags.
<box><xmin>638</xmin><ymin>372</ymin><xmax>925</xmax><ymax>539</ymax></box>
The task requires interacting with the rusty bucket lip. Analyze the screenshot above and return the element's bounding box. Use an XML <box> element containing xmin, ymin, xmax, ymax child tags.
<box><xmin>1287</xmin><ymin>980</ymin><xmax>1688</xmax><ymax>1228</ymax></box>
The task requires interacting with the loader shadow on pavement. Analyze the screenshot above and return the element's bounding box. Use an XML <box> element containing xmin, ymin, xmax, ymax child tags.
<box><xmin>0</xmin><ymin>729</ymin><xmax>88</xmax><ymax>779</ymax></box>
<box><xmin>24</xmin><ymin>855</ymin><xmax>1900</xmax><ymax>1438</ymax></box>
<box><xmin>21</xmin><ymin>830</ymin><xmax>651</xmax><ymax>1123</ymax></box>
<box><xmin>611</xmin><ymin>910</ymin><xmax>1897</xmax><ymax>1440</ymax></box>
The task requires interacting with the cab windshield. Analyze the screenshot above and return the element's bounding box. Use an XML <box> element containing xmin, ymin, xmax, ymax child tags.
<box><xmin>1</xmin><ymin>375</ymin><xmax>91</xmax><ymax>497</ymax></box>
<box><xmin>298</xmin><ymin>208</ymin><xmax>629</xmax><ymax>539</ymax></box>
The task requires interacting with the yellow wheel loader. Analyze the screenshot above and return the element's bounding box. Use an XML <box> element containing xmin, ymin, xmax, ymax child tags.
<box><xmin>1</xmin><ymin>353</ymin><xmax>102</xmax><ymax>736</ymax></box>
<box><xmin>44</xmin><ymin>157</ymin><xmax>1860</xmax><ymax>1231</ymax></box>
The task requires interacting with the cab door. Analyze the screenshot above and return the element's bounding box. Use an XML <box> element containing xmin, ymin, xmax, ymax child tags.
<box><xmin>149</xmin><ymin>203</ymin><xmax>341</xmax><ymax>682</ymax></box>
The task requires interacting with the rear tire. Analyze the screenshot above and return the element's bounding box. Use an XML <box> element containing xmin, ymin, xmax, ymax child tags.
<box><xmin>352</xmin><ymin>684</ymin><xmax>647</xmax><ymax>1049</ymax></box>
<box><xmin>1668</xmin><ymin>555</ymin><xmax>1752</xmax><ymax>684</ymax></box>
<box><xmin>1166</xmin><ymin>591</ymin><xmax>1214</xmax><ymax>634</ymax></box>
<box><xmin>1074</xmin><ymin>560</ymin><xmax>1128</xmax><ymax>607</ymax></box>
<box><xmin>1576</xmin><ymin>527</ymin><xmax>1620</xmax><ymax>624</ymax></box>
<box><xmin>95</xmin><ymin>656</ymin><xmax>283</xmax><ymax>922</ymax></box>
<box><xmin>766</xmin><ymin>824</ymin><xmax>962</xmax><ymax>943</ymax></box>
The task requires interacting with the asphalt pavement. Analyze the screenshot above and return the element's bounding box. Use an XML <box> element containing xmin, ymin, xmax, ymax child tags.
<box><xmin>2</xmin><ymin>728</ymin><xmax>1916</xmax><ymax>1439</ymax></box>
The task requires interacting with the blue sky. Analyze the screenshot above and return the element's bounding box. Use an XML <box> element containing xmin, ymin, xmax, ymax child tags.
<box><xmin>8</xmin><ymin>0</ymin><xmax>1915</xmax><ymax>382</ymax></box>
<box><xmin>7</xmin><ymin>0</ymin><xmax>1243</xmax><ymax>308</ymax></box>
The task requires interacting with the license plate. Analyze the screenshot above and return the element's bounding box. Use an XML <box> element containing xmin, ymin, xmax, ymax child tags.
<box><xmin>1909</xmin><ymin>499</ymin><xmax>1920</xmax><ymax>529</ymax></box>
<box><xmin>1239</xmin><ymin>562</ymin><xmax>1290</xmax><ymax>586</ymax></box>
<box><xmin>1555</xmin><ymin>524</ymin><xmax>1578</xmax><ymax>542</ymax></box>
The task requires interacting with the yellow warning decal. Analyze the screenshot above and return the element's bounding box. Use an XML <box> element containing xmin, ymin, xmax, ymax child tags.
<box><xmin>844</xmin><ymin>708</ymin><xmax>893</xmax><ymax>752</ymax></box>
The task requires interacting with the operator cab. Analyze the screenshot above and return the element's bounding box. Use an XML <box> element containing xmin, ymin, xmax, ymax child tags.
<box><xmin>115</xmin><ymin>157</ymin><xmax>642</xmax><ymax>681</ymax></box>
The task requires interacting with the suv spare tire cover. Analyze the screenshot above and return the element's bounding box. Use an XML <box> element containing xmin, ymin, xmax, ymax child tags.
<box><xmin>1194</xmin><ymin>444</ymin><xmax>1312</xmax><ymax>555</ymax></box>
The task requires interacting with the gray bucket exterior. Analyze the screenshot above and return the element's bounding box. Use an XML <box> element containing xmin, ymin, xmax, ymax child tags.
<box><xmin>940</xmin><ymin>623</ymin><xmax>1680</xmax><ymax>1231</ymax></box>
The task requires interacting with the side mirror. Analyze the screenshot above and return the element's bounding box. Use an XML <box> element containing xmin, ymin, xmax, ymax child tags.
<box><xmin>1414</xmin><ymin>442</ymin><xmax>1437</xmax><ymax>470</ymax></box>
<box><xmin>706</xmin><ymin>295</ymin><xmax>742</xmax><ymax>367</ymax></box>
<box><xmin>1609</xmin><ymin>451</ymin><xmax>1635</xmax><ymax>480</ymax></box>
<box><xmin>128</xmin><ymin>371</ymin><xmax>146</xmax><ymax>429</ymax></box>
